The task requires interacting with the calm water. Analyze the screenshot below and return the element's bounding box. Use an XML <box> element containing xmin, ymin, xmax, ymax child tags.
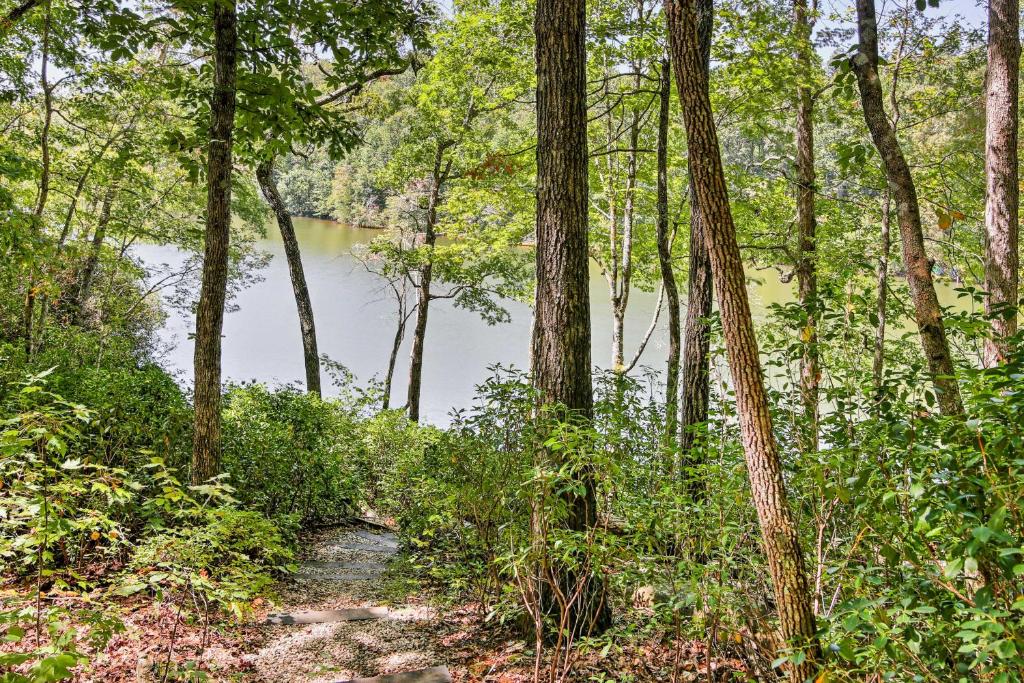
<box><xmin>138</xmin><ymin>216</ymin><xmax>800</xmax><ymax>424</ymax></box>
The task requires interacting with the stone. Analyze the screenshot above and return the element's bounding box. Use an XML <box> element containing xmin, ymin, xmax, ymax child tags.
<box><xmin>337</xmin><ymin>666</ymin><xmax>451</xmax><ymax>683</ymax></box>
<box><xmin>351</xmin><ymin>530</ymin><xmax>399</xmax><ymax>549</ymax></box>
<box><xmin>264</xmin><ymin>607</ymin><xmax>388</xmax><ymax>625</ymax></box>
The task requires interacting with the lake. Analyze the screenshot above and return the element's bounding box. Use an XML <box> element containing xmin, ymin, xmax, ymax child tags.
<box><xmin>138</xmin><ymin>216</ymin><xmax>803</xmax><ymax>424</ymax></box>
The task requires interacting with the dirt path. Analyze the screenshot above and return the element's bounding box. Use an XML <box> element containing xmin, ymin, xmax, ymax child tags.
<box><xmin>249</xmin><ymin>524</ymin><xmax>451</xmax><ymax>683</ymax></box>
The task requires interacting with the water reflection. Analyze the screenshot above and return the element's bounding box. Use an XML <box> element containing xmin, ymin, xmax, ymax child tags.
<box><xmin>140</xmin><ymin>216</ymin><xmax>803</xmax><ymax>424</ymax></box>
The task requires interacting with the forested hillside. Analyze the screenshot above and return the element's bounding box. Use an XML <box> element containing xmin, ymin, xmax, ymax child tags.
<box><xmin>1</xmin><ymin>0</ymin><xmax>1022</xmax><ymax>681</ymax></box>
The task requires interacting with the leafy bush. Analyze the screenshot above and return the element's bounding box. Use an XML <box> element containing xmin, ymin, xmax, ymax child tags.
<box><xmin>221</xmin><ymin>384</ymin><xmax>363</xmax><ymax>526</ymax></box>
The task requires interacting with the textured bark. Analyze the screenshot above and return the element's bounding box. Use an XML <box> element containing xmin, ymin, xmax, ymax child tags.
<box><xmin>406</xmin><ymin>141</ymin><xmax>449</xmax><ymax>423</ymax></box>
<box><xmin>192</xmin><ymin>0</ymin><xmax>237</xmax><ymax>485</ymax></box>
<box><xmin>794</xmin><ymin>0</ymin><xmax>818</xmax><ymax>452</ymax></box>
<box><xmin>665</xmin><ymin>1</ymin><xmax>821</xmax><ymax>677</ymax></box>
<box><xmin>678</xmin><ymin>0</ymin><xmax>713</xmax><ymax>463</ymax></box>
<box><xmin>72</xmin><ymin>186</ymin><xmax>116</xmax><ymax>325</ymax></box>
<box><xmin>983</xmin><ymin>0</ymin><xmax>1020</xmax><ymax>366</ymax></box>
<box><xmin>257</xmin><ymin>158</ymin><xmax>322</xmax><ymax>397</ymax></box>
<box><xmin>612</xmin><ymin>93</ymin><xmax>641</xmax><ymax>372</ymax></box>
<box><xmin>873</xmin><ymin>194</ymin><xmax>892</xmax><ymax>389</ymax></box>
<box><xmin>656</xmin><ymin>57</ymin><xmax>681</xmax><ymax>449</ymax></box>
<box><xmin>532</xmin><ymin>0</ymin><xmax>609</xmax><ymax>635</ymax></box>
<box><xmin>851</xmin><ymin>0</ymin><xmax>963</xmax><ymax>416</ymax></box>
<box><xmin>24</xmin><ymin>0</ymin><xmax>52</xmax><ymax>356</ymax></box>
<box><xmin>383</xmin><ymin>305</ymin><xmax>409</xmax><ymax>411</ymax></box>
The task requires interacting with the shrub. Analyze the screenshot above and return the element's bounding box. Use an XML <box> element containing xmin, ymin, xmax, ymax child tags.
<box><xmin>221</xmin><ymin>384</ymin><xmax>363</xmax><ymax>526</ymax></box>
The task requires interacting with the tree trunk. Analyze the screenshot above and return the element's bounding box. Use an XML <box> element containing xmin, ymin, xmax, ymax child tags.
<box><xmin>192</xmin><ymin>0</ymin><xmax>237</xmax><ymax>485</ymax></box>
<box><xmin>532</xmin><ymin>0</ymin><xmax>609</xmax><ymax>635</ymax></box>
<box><xmin>678</xmin><ymin>0</ymin><xmax>713</xmax><ymax>465</ymax></box>
<box><xmin>24</xmin><ymin>0</ymin><xmax>52</xmax><ymax>356</ymax></box>
<box><xmin>794</xmin><ymin>0</ymin><xmax>818</xmax><ymax>453</ymax></box>
<box><xmin>656</xmin><ymin>57</ymin><xmax>681</xmax><ymax>450</ymax></box>
<box><xmin>665</xmin><ymin>1</ymin><xmax>821</xmax><ymax>678</ymax></box>
<box><xmin>850</xmin><ymin>0</ymin><xmax>963</xmax><ymax>416</ymax></box>
<box><xmin>983</xmin><ymin>0</ymin><xmax>1020</xmax><ymax>366</ymax></box>
<box><xmin>873</xmin><ymin>193</ymin><xmax>892</xmax><ymax>390</ymax></box>
<box><xmin>406</xmin><ymin>142</ymin><xmax>449</xmax><ymax>423</ymax></box>
<box><xmin>72</xmin><ymin>186</ymin><xmax>116</xmax><ymax>325</ymax></box>
<box><xmin>257</xmin><ymin>158</ymin><xmax>322</xmax><ymax>397</ymax></box>
<box><xmin>612</xmin><ymin>97</ymin><xmax>641</xmax><ymax>373</ymax></box>
<box><xmin>383</xmin><ymin>303</ymin><xmax>410</xmax><ymax>411</ymax></box>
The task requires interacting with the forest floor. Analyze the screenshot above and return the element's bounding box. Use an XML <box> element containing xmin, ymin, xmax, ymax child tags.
<box><xmin>248</xmin><ymin>524</ymin><xmax>450</xmax><ymax>682</ymax></box>
<box><xmin>3</xmin><ymin>522</ymin><xmax>746</xmax><ymax>681</ymax></box>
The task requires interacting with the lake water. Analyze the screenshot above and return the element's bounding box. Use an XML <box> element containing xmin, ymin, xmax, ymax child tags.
<box><xmin>137</xmin><ymin>216</ymin><xmax>800</xmax><ymax>424</ymax></box>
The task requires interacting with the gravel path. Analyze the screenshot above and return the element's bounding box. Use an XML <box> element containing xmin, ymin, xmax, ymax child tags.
<box><xmin>247</xmin><ymin>525</ymin><xmax>446</xmax><ymax>683</ymax></box>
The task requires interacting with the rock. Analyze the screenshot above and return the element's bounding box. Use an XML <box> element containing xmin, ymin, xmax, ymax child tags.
<box><xmin>338</xmin><ymin>665</ymin><xmax>451</xmax><ymax>683</ymax></box>
<box><xmin>264</xmin><ymin>607</ymin><xmax>388</xmax><ymax>625</ymax></box>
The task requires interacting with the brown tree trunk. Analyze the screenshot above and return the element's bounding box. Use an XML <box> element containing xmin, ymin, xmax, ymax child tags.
<box><xmin>794</xmin><ymin>0</ymin><xmax>818</xmax><ymax>453</ymax></box>
<box><xmin>656</xmin><ymin>56</ymin><xmax>681</xmax><ymax>450</ymax></box>
<box><xmin>873</xmin><ymin>193</ymin><xmax>892</xmax><ymax>390</ymax></box>
<box><xmin>257</xmin><ymin>158</ymin><xmax>322</xmax><ymax>397</ymax></box>
<box><xmin>406</xmin><ymin>141</ymin><xmax>450</xmax><ymax>423</ymax></box>
<box><xmin>24</xmin><ymin>0</ymin><xmax>52</xmax><ymax>356</ymax></box>
<box><xmin>612</xmin><ymin>95</ymin><xmax>641</xmax><ymax>373</ymax></box>
<box><xmin>72</xmin><ymin>186</ymin><xmax>116</xmax><ymax>325</ymax></box>
<box><xmin>383</xmin><ymin>303</ymin><xmax>411</xmax><ymax>411</ymax></box>
<box><xmin>532</xmin><ymin>0</ymin><xmax>609</xmax><ymax>635</ymax></box>
<box><xmin>983</xmin><ymin>0</ymin><xmax>1020</xmax><ymax>366</ymax></box>
<box><xmin>192</xmin><ymin>0</ymin><xmax>237</xmax><ymax>485</ymax></box>
<box><xmin>851</xmin><ymin>0</ymin><xmax>963</xmax><ymax>416</ymax></box>
<box><xmin>678</xmin><ymin>0</ymin><xmax>713</xmax><ymax>465</ymax></box>
<box><xmin>665</xmin><ymin>1</ymin><xmax>821</xmax><ymax>677</ymax></box>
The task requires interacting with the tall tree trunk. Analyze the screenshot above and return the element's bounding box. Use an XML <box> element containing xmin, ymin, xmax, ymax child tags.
<box><xmin>612</xmin><ymin>97</ymin><xmax>641</xmax><ymax>372</ymax></box>
<box><xmin>24</xmin><ymin>0</ymin><xmax>52</xmax><ymax>356</ymax></box>
<box><xmin>873</xmin><ymin>193</ymin><xmax>892</xmax><ymax>390</ymax></box>
<box><xmin>665</xmin><ymin>1</ymin><xmax>821</xmax><ymax>678</ymax></box>
<box><xmin>406</xmin><ymin>142</ymin><xmax>449</xmax><ymax>423</ymax></box>
<box><xmin>678</xmin><ymin>0</ymin><xmax>713</xmax><ymax>466</ymax></box>
<box><xmin>983</xmin><ymin>0</ymin><xmax>1020</xmax><ymax>366</ymax></box>
<box><xmin>382</xmin><ymin>302</ymin><xmax>410</xmax><ymax>411</ymax></box>
<box><xmin>656</xmin><ymin>56</ymin><xmax>681</xmax><ymax>450</ymax></box>
<box><xmin>850</xmin><ymin>0</ymin><xmax>963</xmax><ymax>416</ymax></box>
<box><xmin>192</xmin><ymin>0</ymin><xmax>237</xmax><ymax>484</ymax></box>
<box><xmin>257</xmin><ymin>158</ymin><xmax>322</xmax><ymax>397</ymax></box>
<box><xmin>532</xmin><ymin>0</ymin><xmax>609</xmax><ymax>635</ymax></box>
<box><xmin>794</xmin><ymin>0</ymin><xmax>818</xmax><ymax>452</ymax></box>
<box><xmin>72</xmin><ymin>186</ymin><xmax>116</xmax><ymax>325</ymax></box>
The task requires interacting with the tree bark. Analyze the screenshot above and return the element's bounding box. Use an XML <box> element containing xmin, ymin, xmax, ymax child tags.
<box><xmin>612</xmin><ymin>93</ymin><xmax>641</xmax><ymax>372</ymax></box>
<box><xmin>665</xmin><ymin>1</ymin><xmax>821</xmax><ymax>677</ymax></box>
<box><xmin>794</xmin><ymin>0</ymin><xmax>818</xmax><ymax>452</ymax></box>
<box><xmin>257</xmin><ymin>157</ymin><xmax>322</xmax><ymax>397</ymax></box>
<box><xmin>532</xmin><ymin>0</ymin><xmax>609</xmax><ymax>635</ymax></box>
<box><xmin>24</xmin><ymin>0</ymin><xmax>52</xmax><ymax>356</ymax></box>
<box><xmin>850</xmin><ymin>0</ymin><xmax>963</xmax><ymax>416</ymax></box>
<box><xmin>656</xmin><ymin>57</ymin><xmax>681</xmax><ymax>450</ymax></box>
<box><xmin>72</xmin><ymin>186</ymin><xmax>116</xmax><ymax>325</ymax></box>
<box><xmin>192</xmin><ymin>0</ymin><xmax>237</xmax><ymax>485</ymax></box>
<box><xmin>983</xmin><ymin>0</ymin><xmax>1020</xmax><ymax>366</ymax></box>
<box><xmin>678</xmin><ymin>0</ymin><xmax>713</xmax><ymax>465</ymax></box>
<box><xmin>406</xmin><ymin>141</ymin><xmax>450</xmax><ymax>423</ymax></box>
<box><xmin>873</xmin><ymin>193</ymin><xmax>892</xmax><ymax>390</ymax></box>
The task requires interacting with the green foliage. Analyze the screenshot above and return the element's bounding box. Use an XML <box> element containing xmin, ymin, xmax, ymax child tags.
<box><xmin>221</xmin><ymin>384</ymin><xmax>364</xmax><ymax>526</ymax></box>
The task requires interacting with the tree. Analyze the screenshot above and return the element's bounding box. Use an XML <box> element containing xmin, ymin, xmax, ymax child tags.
<box><xmin>983</xmin><ymin>0</ymin><xmax>1019</xmax><ymax>366</ymax></box>
<box><xmin>256</xmin><ymin>160</ymin><xmax>321</xmax><ymax>396</ymax></box>
<box><xmin>665</xmin><ymin>0</ymin><xmax>821</xmax><ymax>678</ymax></box>
<box><xmin>532</xmin><ymin>0</ymin><xmax>610</xmax><ymax>635</ymax></box>
<box><xmin>849</xmin><ymin>0</ymin><xmax>963</xmax><ymax>416</ymax></box>
<box><xmin>793</xmin><ymin>0</ymin><xmax>818</xmax><ymax>451</ymax></box>
<box><xmin>191</xmin><ymin>0</ymin><xmax>238</xmax><ymax>484</ymax></box>
<box><xmin>655</xmin><ymin>55</ymin><xmax>681</xmax><ymax>448</ymax></box>
<box><xmin>677</xmin><ymin>0</ymin><xmax>712</xmax><ymax>467</ymax></box>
